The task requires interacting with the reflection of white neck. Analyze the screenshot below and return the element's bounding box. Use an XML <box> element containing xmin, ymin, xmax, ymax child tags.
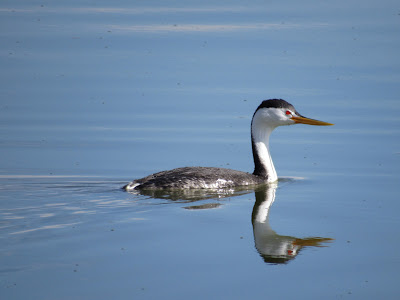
<box><xmin>251</xmin><ymin>111</ymin><xmax>278</xmax><ymax>182</ymax></box>
<box><xmin>253</xmin><ymin>182</ymin><xmax>278</xmax><ymax>224</ymax></box>
<box><xmin>252</xmin><ymin>183</ymin><xmax>300</xmax><ymax>261</ymax></box>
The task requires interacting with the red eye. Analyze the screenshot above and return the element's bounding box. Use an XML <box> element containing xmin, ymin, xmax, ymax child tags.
<box><xmin>285</xmin><ymin>111</ymin><xmax>292</xmax><ymax>115</ymax></box>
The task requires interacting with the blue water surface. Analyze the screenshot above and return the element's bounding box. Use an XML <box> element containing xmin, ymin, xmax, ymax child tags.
<box><xmin>1</xmin><ymin>1</ymin><xmax>400</xmax><ymax>299</ymax></box>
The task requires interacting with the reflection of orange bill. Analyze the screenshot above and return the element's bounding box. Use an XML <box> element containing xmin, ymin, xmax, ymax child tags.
<box><xmin>293</xmin><ymin>237</ymin><xmax>335</xmax><ymax>247</ymax></box>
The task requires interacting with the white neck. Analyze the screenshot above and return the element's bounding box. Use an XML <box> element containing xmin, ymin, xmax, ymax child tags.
<box><xmin>251</xmin><ymin>110</ymin><xmax>278</xmax><ymax>183</ymax></box>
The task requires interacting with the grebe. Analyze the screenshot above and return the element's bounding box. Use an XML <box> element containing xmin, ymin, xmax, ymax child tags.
<box><xmin>124</xmin><ymin>99</ymin><xmax>333</xmax><ymax>191</ymax></box>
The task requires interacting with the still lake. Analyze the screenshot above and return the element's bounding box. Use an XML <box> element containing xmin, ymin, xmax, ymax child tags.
<box><xmin>1</xmin><ymin>1</ymin><xmax>400</xmax><ymax>299</ymax></box>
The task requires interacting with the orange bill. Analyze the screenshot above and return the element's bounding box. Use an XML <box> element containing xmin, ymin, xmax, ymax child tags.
<box><xmin>291</xmin><ymin>116</ymin><xmax>334</xmax><ymax>126</ymax></box>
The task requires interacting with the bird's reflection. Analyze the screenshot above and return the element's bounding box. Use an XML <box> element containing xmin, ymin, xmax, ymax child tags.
<box><xmin>252</xmin><ymin>183</ymin><xmax>333</xmax><ymax>264</ymax></box>
<box><xmin>133</xmin><ymin>186</ymin><xmax>254</xmax><ymax>203</ymax></box>
<box><xmin>129</xmin><ymin>181</ymin><xmax>333</xmax><ymax>264</ymax></box>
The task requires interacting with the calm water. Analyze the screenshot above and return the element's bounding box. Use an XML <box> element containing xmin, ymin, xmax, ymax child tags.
<box><xmin>1</xmin><ymin>1</ymin><xmax>400</xmax><ymax>299</ymax></box>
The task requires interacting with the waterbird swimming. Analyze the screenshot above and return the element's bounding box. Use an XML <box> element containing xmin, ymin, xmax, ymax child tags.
<box><xmin>124</xmin><ymin>99</ymin><xmax>333</xmax><ymax>191</ymax></box>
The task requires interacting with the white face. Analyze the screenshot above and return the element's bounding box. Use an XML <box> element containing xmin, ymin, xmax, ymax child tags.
<box><xmin>253</xmin><ymin>107</ymin><xmax>297</xmax><ymax>128</ymax></box>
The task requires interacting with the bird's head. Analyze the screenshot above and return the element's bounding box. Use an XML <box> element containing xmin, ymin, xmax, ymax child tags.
<box><xmin>252</xmin><ymin>99</ymin><xmax>334</xmax><ymax>129</ymax></box>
